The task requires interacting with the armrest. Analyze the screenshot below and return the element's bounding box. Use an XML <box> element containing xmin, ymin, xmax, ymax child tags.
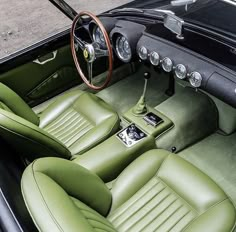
<box><xmin>73</xmin><ymin>132</ymin><xmax>156</xmax><ymax>182</ymax></box>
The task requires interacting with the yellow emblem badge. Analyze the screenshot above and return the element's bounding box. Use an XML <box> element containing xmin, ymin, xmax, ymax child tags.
<box><xmin>83</xmin><ymin>49</ymin><xmax>89</xmax><ymax>59</ymax></box>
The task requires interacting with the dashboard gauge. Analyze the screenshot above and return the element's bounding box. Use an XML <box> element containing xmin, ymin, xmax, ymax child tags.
<box><xmin>161</xmin><ymin>57</ymin><xmax>173</xmax><ymax>72</ymax></box>
<box><xmin>175</xmin><ymin>64</ymin><xmax>187</xmax><ymax>79</ymax></box>
<box><xmin>189</xmin><ymin>71</ymin><xmax>202</xmax><ymax>87</ymax></box>
<box><xmin>138</xmin><ymin>46</ymin><xmax>148</xmax><ymax>60</ymax></box>
<box><xmin>93</xmin><ymin>26</ymin><xmax>106</xmax><ymax>47</ymax></box>
<box><xmin>150</xmin><ymin>51</ymin><xmax>160</xmax><ymax>66</ymax></box>
<box><xmin>115</xmin><ymin>36</ymin><xmax>132</xmax><ymax>62</ymax></box>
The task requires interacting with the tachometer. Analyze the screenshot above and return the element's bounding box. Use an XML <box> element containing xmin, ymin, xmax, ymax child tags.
<box><xmin>93</xmin><ymin>26</ymin><xmax>106</xmax><ymax>47</ymax></box>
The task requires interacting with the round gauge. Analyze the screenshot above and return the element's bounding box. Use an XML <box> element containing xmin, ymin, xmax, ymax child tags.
<box><xmin>115</xmin><ymin>36</ymin><xmax>132</xmax><ymax>62</ymax></box>
<box><xmin>189</xmin><ymin>71</ymin><xmax>202</xmax><ymax>87</ymax></box>
<box><xmin>150</xmin><ymin>51</ymin><xmax>160</xmax><ymax>66</ymax></box>
<box><xmin>138</xmin><ymin>46</ymin><xmax>148</xmax><ymax>60</ymax></box>
<box><xmin>161</xmin><ymin>57</ymin><xmax>173</xmax><ymax>72</ymax></box>
<box><xmin>175</xmin><ymin>64</ymin><xmax>187</xmax><ymax>79</ymax></box>
<box><xmin>93</xmin><ymin>26</ymin><xmax>106</xmax><ymax>47</ymax></box>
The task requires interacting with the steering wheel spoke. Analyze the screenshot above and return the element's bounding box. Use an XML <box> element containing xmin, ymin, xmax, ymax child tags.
<box><xmin>93</xmin><ymin>42</ymin><xmax>109</xmax><ymax>58</ymax></box>
<box><xmin>71</xmin><ymin>11</ymin><xmax>113</xmax><ymax>90</ymax></box>
<box><xmin>74</xmin><ymin>35</ymin><xmax>86</xmax><ymax>50</ymax></box>
<box><xmin>87</xmin><ymin>62</ymin><xmax>93</xmax><ymax>84</ymax></box>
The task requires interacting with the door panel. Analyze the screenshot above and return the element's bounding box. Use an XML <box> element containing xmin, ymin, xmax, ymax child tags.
<box><xmin>0</xmin><ymin>45</ymin><xmax>81</xmax><ymax>106</ymax></box>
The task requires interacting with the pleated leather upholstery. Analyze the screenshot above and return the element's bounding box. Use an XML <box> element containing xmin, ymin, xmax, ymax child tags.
<box><xmin>108</xmin><ymin>177</ymin><xmax>197</xmax><ymax>232</ymax></box>
<box><xmin>40</xmin><ymin>90</ymin><xmax>120</xmax><ymax>157</ymax></box>
<box><xmin>21</xmin><ymin>150</ymin><xmax>236</xmax><ymax>232</ymax></box>
<box><xmin>0</xmin><ymin>84</ymin><xmax>119</xmax><ymax>160</ymax></box>
<box><xmin>71</xmin><ymin>197</ymin><xmax>116</xmax><ymax>232</ymax></box>
<box><xmin>43</xmin><ymin>107</ymin><xmax>94</xmax><ymax>148</ymax></box>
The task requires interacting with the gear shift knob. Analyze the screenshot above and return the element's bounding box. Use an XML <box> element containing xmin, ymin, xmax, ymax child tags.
<box><xmin>132</xmin><ymin>71</ymin><xmax>151</xmax><ymax>115</ymax></box>
<box><xmin>144</xmin><ymin>72</ymin><xmax>151</xmax><ymax>80</ymax></box>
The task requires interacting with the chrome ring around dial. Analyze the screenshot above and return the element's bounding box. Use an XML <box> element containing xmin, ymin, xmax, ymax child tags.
<box><xmin>138</xmin><ymin>46</ymin><xmax>148</xmax><ymax>60</ymax></box>
<box><xmin>161</xmin><ymin>57</ymin><xmax>173</xmax><ymax>72</ymax></box>
<box><xmin>93</xmin><ymin>26</ymin><xmax>106</xmax><ymax>47</ymax></box>
<box><xmin>115</xmin><ymin>35</ymin><xmax>132</xmax><ymax>62</ymax></box>
<box><xmin>150</xmin><ymin>51</ymin><xmax>160</xmax><ymax>66</ymax></box>
<box><xmin>189</xmin><ymin>71</ymin><xmax>202</xmax><ymax>88</ymax></box>
<box><xmin>175</xmin><ymin>64</ymin><xmax>187</xmax><ymax>79</ymax></box>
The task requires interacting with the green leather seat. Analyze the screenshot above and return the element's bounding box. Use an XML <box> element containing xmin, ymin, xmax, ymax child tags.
<box><xmin>0</xmin><ymin>83</ymin><xmax>119</xmax><ymax>160</ymax></box>
<box><xmin>21</xmin><ymin>149</ymin><xmax>236</xmax><ymax>232</ymax></box>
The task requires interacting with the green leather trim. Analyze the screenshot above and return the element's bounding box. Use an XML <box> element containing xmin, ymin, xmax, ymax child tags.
<box><xmin>21</xmin><ymin>149</ymin><xmax>236</xmax><ymax>232</ymax></box>
<box><xmin>0</xmin><ymin>109</ymin><xmax>71</xmax><ymax>160</ymax></box>
<box><xmin>41</xmin><ymin>90</ymin><xmax>120</xmax><ymax>156</ymax></box>
<box><xmin>39</xmin><ymin>90</ymin><xmax>85</xmax><ymax>128</ymax></box>
<box><xmin>108</xmin><ymin>150</ymin><xmax>236</xmax><ymax>231</ymax></box>
<box><xmin>109</xmin><ymin>149</ymin><xmax>170</xmax><ymax>211</ymax></box>
<box><xmin>0</xmin><ymin>83</ymin><xmax>39</xmax><ymax>125</ymax></box>
<box><xmin>21</xmin><ymin>158</ymin><xmax>112</xmax><ymax>232</ymax></box>
<box><xmin>73</xmin><ymin>134</ymin><xmax>156</xmax><ymax>182</ymax></box>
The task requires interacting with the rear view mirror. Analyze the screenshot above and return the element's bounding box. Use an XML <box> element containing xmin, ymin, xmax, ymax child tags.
<box><xmin>164</xmin><ymin>14</ymin><xmax>184</xmax><ymax>39</ymax></box>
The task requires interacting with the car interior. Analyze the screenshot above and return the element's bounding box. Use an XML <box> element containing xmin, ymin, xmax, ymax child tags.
<box><xmin>0</xmin><ymin>3</ymin><xmax>235</xmax><ymax>232</ymax></box>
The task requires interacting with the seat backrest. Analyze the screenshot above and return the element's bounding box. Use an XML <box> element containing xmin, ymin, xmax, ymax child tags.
<box><xmin>0</xmin><ymin>83</ymin><xmax>39</xmax><ymax>125</ymax></box>
<box><xmin>0</xmin><ymin>83</ymin><xmax>71</xmax><ymax>160</ymax></box>
<box><xmin>0</xmin><ymin>108</ymin><xmax>71</xmax><ymax>160</ymax></box>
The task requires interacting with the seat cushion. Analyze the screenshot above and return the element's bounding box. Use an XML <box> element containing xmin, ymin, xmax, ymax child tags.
<box><xmin>108</xmin><ymin>150</ymin><xmax>236</xmax><ymax>232</ymax></box>
<box><xmin>40</xmin><ymin>90</ymin><xmax>120</xmax><ymax>156</ymax></box>
<box><xmin>21</xmin><ymin>150</ymin><xmax>236</xmax><ymax>232</ymax></box>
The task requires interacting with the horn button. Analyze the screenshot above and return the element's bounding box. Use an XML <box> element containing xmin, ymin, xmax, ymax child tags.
<box><xmin>83</xmin><ymin>44</ymin><xmax>95</xmax><ymax>63</ymax></box>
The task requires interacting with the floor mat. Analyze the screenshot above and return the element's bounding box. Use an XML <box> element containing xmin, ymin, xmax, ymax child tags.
<box><xmin>179</xmin><ymin>132</ymin><xmax>236</xmax><ymax>207</ymax></box>
<box><xmin>97</xmin><ymin>66</ymin><xmax>170</xmax><ymax>114</ymax></box>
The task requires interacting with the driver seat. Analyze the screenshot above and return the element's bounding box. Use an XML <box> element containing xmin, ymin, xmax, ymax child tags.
<box><xmin>0</xmin><ymin>83</ymin><xmax>119</xmax><ymax>160</ymax></box>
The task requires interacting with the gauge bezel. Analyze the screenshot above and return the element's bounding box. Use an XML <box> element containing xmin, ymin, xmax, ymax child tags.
<box><xmin>92</xmin><ymin>25</ymin><xmax>106</xmax><ymax>47</ymax></box>
<box><xmin>174</xmin><ymin>64</ymin><xmax>187</xmax><ymax>79</ymax></box>
<box><xmin>138</xmin><ymin>46</ymin><xmax>148</xmax><ymax>60</ymax></box>
<box><xmin>115</xmin><ymin>35</ymin><xmax>132</xmax><ymax>62</ymax></box>
<box><xmin>189</xmin><ymin>71</ymin><xmax>202</xmax><ymax>88</ymax></box>
<box><xmin>149</xmin><ymin>51</ymin><xmax>160</xmax><ymax>66</ymax></box>
<box><xmin>161</xmin><ymin>57</ymin><xmax>173</xmax><ymax>72</ymax></box>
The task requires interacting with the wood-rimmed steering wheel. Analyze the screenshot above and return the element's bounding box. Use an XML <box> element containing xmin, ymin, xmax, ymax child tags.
<box><xmin>71</xmin><ymin>11</ymin><xmax>113</xmax><ymax>90</ymax></box>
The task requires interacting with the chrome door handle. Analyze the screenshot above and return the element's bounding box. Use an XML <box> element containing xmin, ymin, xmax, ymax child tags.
<box><xmin>33</xmin><ymin>50</ymin><xmax>57</xmax><ymax>65</ymax></box>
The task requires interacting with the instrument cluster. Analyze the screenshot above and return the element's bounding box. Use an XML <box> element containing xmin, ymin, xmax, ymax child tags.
<box><xmin>138</xmin><ymin>46</ymin><xmax>202</xmax><ymax>88</ymax></box>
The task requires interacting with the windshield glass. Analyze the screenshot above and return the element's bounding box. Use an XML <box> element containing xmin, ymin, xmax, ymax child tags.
<box><xmin>114</xmin><ymin>0</ymin><xmax>236</xmax><ymax>38</ymax></box>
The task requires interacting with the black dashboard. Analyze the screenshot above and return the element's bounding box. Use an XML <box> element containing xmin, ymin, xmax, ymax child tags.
<box><xmin>82</xmin><ymin>16</ymin><xmax>236</xmax><ymax>108</ymax></box>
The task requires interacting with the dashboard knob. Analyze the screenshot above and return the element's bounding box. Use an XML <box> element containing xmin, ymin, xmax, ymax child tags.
<box><xmin>144</xmin><ymin>72</ymin><xmax>151</xmax><ymax>79</ymax></box>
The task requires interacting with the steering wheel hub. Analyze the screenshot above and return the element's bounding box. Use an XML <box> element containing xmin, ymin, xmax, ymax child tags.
<box><xmin>83</xmin><ymin>44</ymin><xmax>95</xmax><ymax>63</ymax></box>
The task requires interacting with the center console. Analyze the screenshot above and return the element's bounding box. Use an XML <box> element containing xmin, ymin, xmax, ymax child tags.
<box><xmin>122</xmin><ymin>106</ymin><xmax>173</xmax><ymax>138</ymax></box>
<box><xmin>73</xmin><ymin>106</ymin><xmax>173</xmax><ymax>182</ymax></box>
<box><xmin>73</xmin><ymin>71</ymin><xmax>173</xmax><ymax>182</ymax></box>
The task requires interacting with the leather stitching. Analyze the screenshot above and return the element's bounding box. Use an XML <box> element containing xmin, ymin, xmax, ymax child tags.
<box><xmin>0</xmin><ymin>112</ymin><xmax>69</xmax><ymax>153</ymax></box>
<box><xmin>0</xmin><ymin>124</ymin><xmax>70</xmax><ymax>159</ymax></box>
<box><xmin>157</xmin><ymin>177</ymin><xmax>198</xmax><ymax>214</ymax></box>
<box><xmin>182</xmin><ymin>198</ymin><xmax>231</xmax><ymax>232</ymax></box>
<box><xmin>31</xmin><ymin>161</ymin><xmax>64</xmax><ymax>232</ymax></box>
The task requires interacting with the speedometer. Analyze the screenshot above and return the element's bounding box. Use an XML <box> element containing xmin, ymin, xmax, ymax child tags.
<box><xmin>115</xmin><ymin>36</ymin><xmax>132</xmax><ymax>62</ymax></box>
<box><xmin>93</xmin><ymin>26</ymin><xmax>106</xmax><ymax>47</ymax></box>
